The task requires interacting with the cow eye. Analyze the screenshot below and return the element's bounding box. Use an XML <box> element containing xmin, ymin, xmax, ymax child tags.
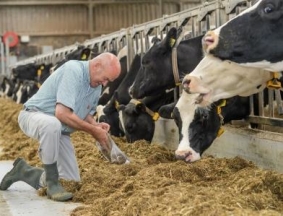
<box><xmin>263</xmin><ymin>4</ymin><xmax>274</xmax><ymax>13</ymax></box>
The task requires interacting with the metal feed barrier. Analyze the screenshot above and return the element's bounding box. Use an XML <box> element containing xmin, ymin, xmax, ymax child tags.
<box><xmin>9</xmin><ymin>0</ymin><xmax>283</xmax><ymax>130</ymax></box>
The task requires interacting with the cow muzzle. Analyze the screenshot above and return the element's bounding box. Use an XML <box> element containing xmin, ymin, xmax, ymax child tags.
<box><xmin>202</xmin><ymin>31</ymin><xmax>219</xmax><ymax>54</ymax></box>
<box><xmin>175</xmin><ymin>150</ymin><xmax>201</xmax><ymax>163</ymax></box>
<box><xmin>182</xmin><ymin>76</ymin><xmax>210</xmax><ymax>95</ymax></box>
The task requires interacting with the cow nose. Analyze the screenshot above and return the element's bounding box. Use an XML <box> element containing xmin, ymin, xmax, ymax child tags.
<box><xmin>202</xmin><ymin>31</ymin><xmax>218</xmax><ymax>53</ymax></box>
<box><xmin>182</xmin><ymin>76</ymin><xmax>210</xmax><ymax>94</ymax></box>
<box><xmin>175</xmin><ymin>150</ymin><xmax>193</xmax><ymax>162</ymax></box>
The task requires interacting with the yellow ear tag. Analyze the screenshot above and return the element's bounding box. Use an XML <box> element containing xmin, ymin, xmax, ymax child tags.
<box><xmin>152</xmin><ymin>112</ymin><xmax>160</xmax><ymax>121</ymax></box>
<box><xmin>217</xmin><ymin>127</ymin><xmax>224</xmax><ymax>137</ymax></box>
<box><xmin>37</xmin><ymin>69</ymin><xmax>42</xmax><ymax>76</ymax></box>
<box><xmin>81</xmin><ymin>54</ymin><xmax>87</xmax><ymax>60</ymax></box>
<box><xmin>115</xmin><ymin>100</ymin><xmax>119</xmax><ymax>109</ymax></box>
<box><xmin>267</xmin><ymin>72</ymin><xmax>281</xmax><ymax>89</ymax></box>
<box><xmin>170</xmin><ymin>38</ymin><xmax>176</xmax><ymax>47</ymax></box>
<box><xmin>40</xmin><ymin>66</ymin><xmax>44</xmax><ymax>70</ymax></box>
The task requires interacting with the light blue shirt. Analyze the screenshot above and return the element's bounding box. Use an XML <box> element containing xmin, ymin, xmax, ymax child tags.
<box><xmin>24</xmin><ymin>60</ymin><xmax>102</xmax><ymax>134</ymax></box>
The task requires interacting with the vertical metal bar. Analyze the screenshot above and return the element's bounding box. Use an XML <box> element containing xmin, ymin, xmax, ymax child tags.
<box><xmin>258</xmin><ymin>91</ymin><xmax>264</xmax><ymax>116</ymax></box>
<box><xmin>0</xmin><ymin>42</ymin><xmax>4</xmax><ymax>75</ymax></box>
<box><xmin>88</xmin><ymin>1</ymin><xmax>94</xmax><ymax>38</ymax></box>
<box><xmin>5</xmin><ymin>41</ymin><xmax>9</xmax><ymax>76</ymax></box>
<box><xmin>126</xmin><ymin>28</ymin><xmax>133</xmax><ymax>71</ymax></box>
<box><xmin>258</xmin><ymin>91</ymin><xmax>264</xmax><ymax>129</ymax></box>
<box><xmin>249</xmin><ymin>95</ymin><xmax>254</xmax><ymax>115</ymax></box>
<box><xmin>275</xmin><ymin>89</ymin><xmax>283</xmax><ymax>115</ymax></box>
<box><xmin>159</xmin><ymin>0</ymin><xmax>163</xmax><ymax>18</ymax></box>
<box><xmin>268</xmin><ymin>89</ymin><xmax>274</xmax><ymax>117</ymax></box>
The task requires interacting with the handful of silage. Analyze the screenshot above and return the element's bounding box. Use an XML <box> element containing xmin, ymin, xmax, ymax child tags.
<box><xmin>96</xmin><ymin>134</ymin><xmax>130</xmax><ymax>164</ymax></box>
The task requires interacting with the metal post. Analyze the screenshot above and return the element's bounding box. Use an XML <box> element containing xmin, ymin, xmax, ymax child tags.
<box><xmin>0</xmin><ymin>42</ymin><xmax>4</xmax><ymax>75</ymax></box>
<box><xmin>5</xmin><ymin>40</ymin><xmax>9</xmax><ymax>76</ymax></box>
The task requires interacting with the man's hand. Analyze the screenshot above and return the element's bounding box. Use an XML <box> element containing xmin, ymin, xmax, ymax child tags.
<box><xmin>96</xmin><ymin>122</ymin><xmax>110</xmax><ymax>132</ymax></box>
<box><xmin>91</xmin><ymin>126</ymin><xmax>111</xmax><ymax>152</ymax></box>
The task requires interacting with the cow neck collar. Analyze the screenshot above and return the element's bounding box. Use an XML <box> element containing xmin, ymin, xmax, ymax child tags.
<box><xmin>172</xmin><ymin>47</ymin><xmax>181</xmax><ymax>86</ymax></box>
<box><xmin>171</xmin><ymin>36</ymin><xmax>183</xmax><ymax>86</ymax></box>
<box><xmin>130</xmin><ymin>99</ymin><xmax>160</xmax><ymax>121</ymax></box>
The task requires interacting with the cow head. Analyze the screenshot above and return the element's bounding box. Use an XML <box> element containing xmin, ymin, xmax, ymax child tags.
<box><xmin>96</xmin><ymin>101</ymin><xmax>125</xmax><ymax>137</ymax></box>
<box><xmin>118</xmin><ymin>100</ymin><xmax>155</xmax><ymax>143</ymax></box>
<box><xmin>203</xmin><ymin>0</ymin><xmax>283</xmax><ymax>71</ymax></box>
<box><xmin>173</xmin><ymin>95</ymin><xmax>250</xmax><ymax>162</ymax></box>
<box><xmin>130</xmin><ymin>28</ymin><xmax>178</xmax><ymax>99</ymax></box>
<box><xmin>66</xmin><ymin>45</ymin><xmax>91</xmax><ymax>61</ymax></box>
<box><xmin>182</xmin><ymin>54</ymin><xmax>273</xmax><ymax>107</ymax></box>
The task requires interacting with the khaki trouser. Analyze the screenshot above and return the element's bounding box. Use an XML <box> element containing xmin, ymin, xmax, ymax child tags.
<box><xmin>18</xmin><ymin>110</ymin><xmax>80</xmax><ymax>182</ymax></box>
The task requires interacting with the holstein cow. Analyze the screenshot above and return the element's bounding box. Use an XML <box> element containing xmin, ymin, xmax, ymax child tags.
<box><xmin>51</xmin><ymin>45</ymin><xmax>92</xmax><ymax>72</ymax></box>
<box><xmin>173</xmin><ymin>58</ymin><xmax>277</xmax><ymax>162</ymax></box>
<box><xmin>0</xmin><ymin>75</ymin><xmax>14</xmax><ymax>98</ymax></box>
<box><xmin>203</xmin><ymin>0</ymin><xmax>283</xmax><ymax>72</ymax></box>
<box><xmin>173</xmin><ymin>96</ymin><xmax>251</xmax><ymax>162</ymax></box>
<box><xmin>181</xmin><ymin>0</ymin><xmax>283</xmax><ymax>104</ymax></box>
<box><xmin>12</xmin><ymin>63</ymin><xmax>53</xmax><ymax>104</ymax></box>
<box><xmin>130</xmin><ymin>27</ymin><xmax>203</xmax><ymax>99</ymax></box>
<box><xmin>172</xmin><ymin>0</ymin><xmax>283</xmax><ymax>162</ymax></box>
<box><xmin>118</xmin><ymin>89</ymin><xmax>174</xmax><ymax>143</ymax></box>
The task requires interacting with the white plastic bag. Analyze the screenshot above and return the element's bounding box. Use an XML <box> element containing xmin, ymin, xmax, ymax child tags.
<box><xmin>96</xmin><ymin>134</ymin><xmax>130</xmax><ymax>164</ymax></box>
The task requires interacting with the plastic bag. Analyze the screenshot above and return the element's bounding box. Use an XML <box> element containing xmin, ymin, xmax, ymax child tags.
<box><xmin>96</xmin><ymin>134</ymin><xmax>130</xmax><ymax>164</ymax></box>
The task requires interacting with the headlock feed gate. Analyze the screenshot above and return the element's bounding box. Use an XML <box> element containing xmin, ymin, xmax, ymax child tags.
<box><xmin>9</xmin><ymin>0</ymin><xmax>283</xmax><ymax>172</ymax></box>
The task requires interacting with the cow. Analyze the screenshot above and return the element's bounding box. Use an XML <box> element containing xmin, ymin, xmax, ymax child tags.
<box><xmin>117</xmin><ymin>89</ymin><xmax>174</xmax><ymax>143</ymax></box>
<box><xmin>202</xmin><ymin>0</ymin><xmax>283</xmax><ymax>72</ymax></box>
<box><xmin>11</xmin><ymin>63</ymin><xmax>53</xmax><ymax>104</ymax></box>
<box><xmin>130</xmin><ymin>27</ymin><xmax>204</xmax><ymax>99</ymax></box>
<box><xmin>51</xmin><ymin>45</ymin><xmax>92</xmax><ymax>72</ymax></box>
<box><xmin>0</xmin><ymin>75</ymin><xmax>14</xmax><ymax>98</ymax></box>
<box><xmin>181</xmin><ymin>0</ymin><xmax>283</xmax><ymax>107</ymax></box>
<box><xmin>173</xmin><ymin>96</ymin><xmax>252</xmax><ymax>162</ymax></box>
<box><xmin>12</xmin><ymin>63</ymin><xmax>53</xmax><ymax>82</ymax></box>
<box><xmin>172</xmin><ymin>55</ymin><xmax>280</xmax><ymax>162</ymax></box>
<box><xmin>15</xmin><ymin>80</ymin><xmax>39</xmax><ymax>104</ymax></box>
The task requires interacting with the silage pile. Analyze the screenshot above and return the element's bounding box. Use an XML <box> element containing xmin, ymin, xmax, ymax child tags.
<box><xmin>0</xmin><ymin>98</ymin><xmax>283</xmax><ymax>216</ymax></box>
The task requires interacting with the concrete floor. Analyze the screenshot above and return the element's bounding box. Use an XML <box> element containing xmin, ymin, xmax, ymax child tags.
<box><xmin>0</xmin><ymin>161</ymin><xmax>80</xmax><ymax>216</ymax></box>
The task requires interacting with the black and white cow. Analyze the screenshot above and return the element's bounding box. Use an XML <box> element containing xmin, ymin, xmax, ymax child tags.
<box><xmin>118</xmin><ymin>90</ymin><xmax>174</xmax><ymax>143</ymax></box>
<box><xmin>168</xmin><ymin>0</ymin><xmax>283</xmax><ymax>162</ymax></box>
<box><xmin>181</xmin><ymin>0</ymin><xmax>283</xmax><ymax>107</ymax></box>
<box><xmin>203</xmin><ymin>0</ymin><xmax>283</xmax><ymax>71</ymax></box>
<box><xmin>130</xmin><ymin>27</ymin><xmax>204</xmax><ymax>99</ymax></box>
<box><xmin>11</xmin><ymin>63</ymin><xmax>53</xmax><ymax>104</ymax></box>
<box><xmin>173</xmin><ymin>96</ymin><xmax>251</xmax><ymax>162</ymax></box>
<box><xmin>0</xmin><ymin>75</ymin><xmax>14</xmax><ymax>98</ymax></box>
<box><xmin>51</xmin><ymin>45</ymin><xmax>92</xmax><ymax>72</ymax></box>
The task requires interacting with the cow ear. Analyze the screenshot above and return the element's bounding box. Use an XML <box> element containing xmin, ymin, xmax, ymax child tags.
<box><xmin>80</xmin><ymin>48</ymin><xmax>91</xmax><ymax>60</ymax></box>
<box><xmin>164</xmin><ymin>27</ymin><xmax>177</xmax><ymax>49</ymax></box>
<box><xmin>135</xmin><ymin>103</ymin><xmax>146</xmax><ymax>113</ymax></box>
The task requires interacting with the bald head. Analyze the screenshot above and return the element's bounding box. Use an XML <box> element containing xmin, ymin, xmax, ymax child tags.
<box><xmin>89</xmin><ymin>52</ymin><xmax>121</xmax><ymax>87</ymax></box>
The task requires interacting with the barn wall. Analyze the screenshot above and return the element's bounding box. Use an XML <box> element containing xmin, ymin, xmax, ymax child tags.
<box><xmin>0</xmin><ymin>0</ymin><xmax>202</xmax><ymax>58</ymax></box>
